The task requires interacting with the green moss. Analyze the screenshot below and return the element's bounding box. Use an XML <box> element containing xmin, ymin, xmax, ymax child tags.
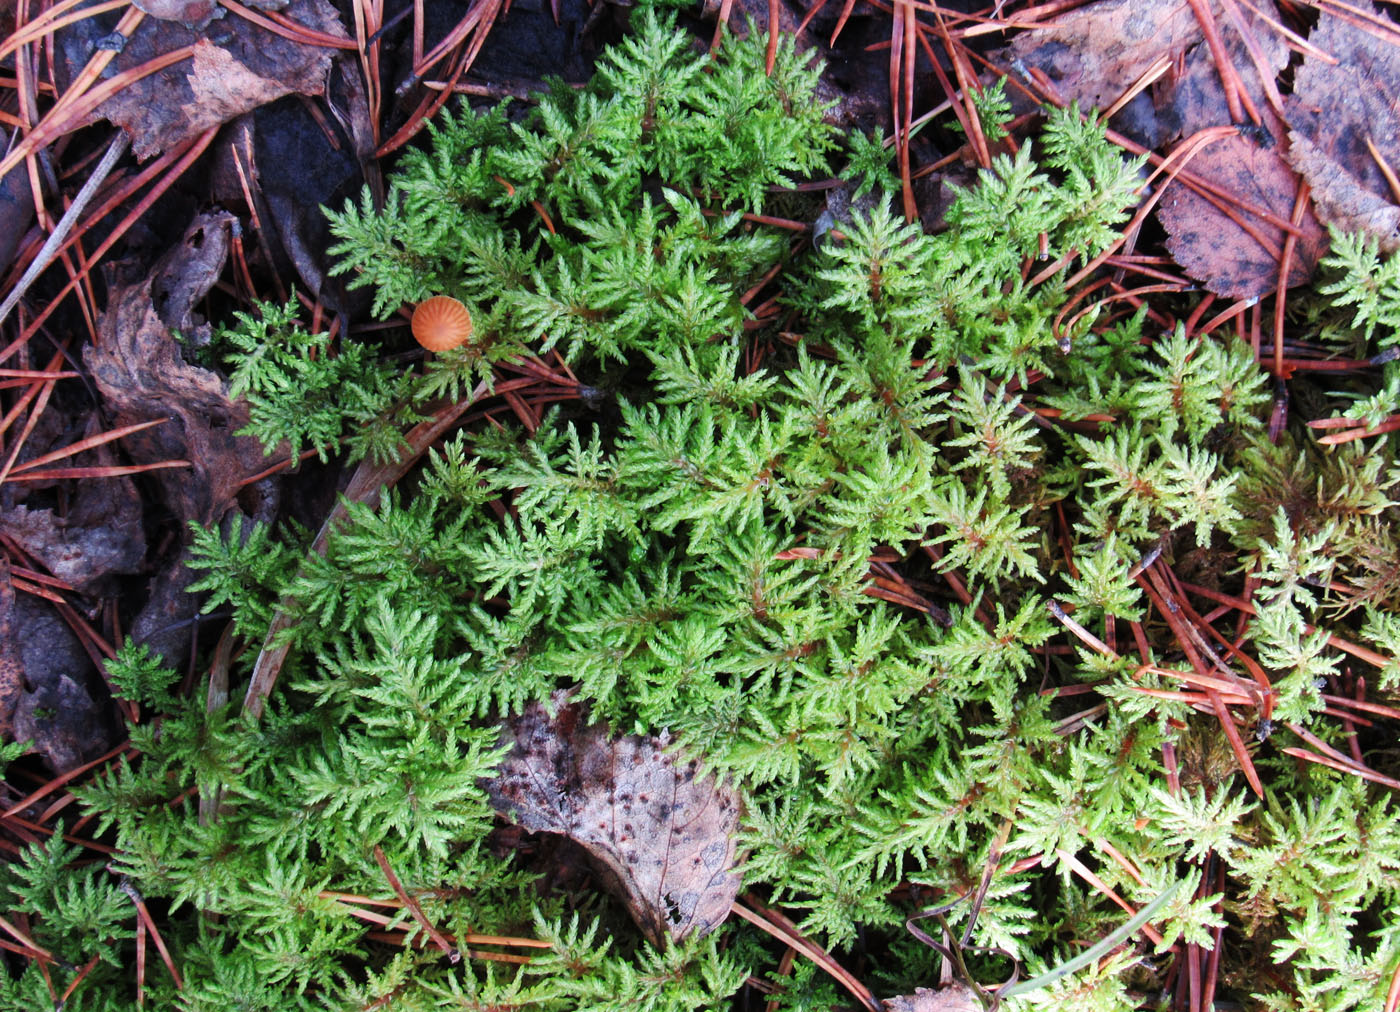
<box><xmin>8</xmin><ymin>11</ymin><xmax>1400</xmax><ymax>1012</ymax></box>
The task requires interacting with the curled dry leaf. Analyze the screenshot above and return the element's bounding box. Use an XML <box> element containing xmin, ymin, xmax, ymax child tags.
<box><xmin>485</xmin><ymin>698</ymin><xmax>742</xmax><ymax>946</ymax></box>
<box><xmin>0</xmin><ymin>498</ymin><xmax>143</xmax><ymax>593</ymax></box>
<box><xmin>1286</xmin><ymin>0</ymin><xmax>1400</xmax><ymax>252</ymax></box>
<box><xmin>0</xmin><ymin>417</ymin><xmax>145</xmax><ymax>592</ymax></box>
<box><xmin>84</xmin><ymin>211</ymin><xmax>269</xmax><ymax>526</ymax></box>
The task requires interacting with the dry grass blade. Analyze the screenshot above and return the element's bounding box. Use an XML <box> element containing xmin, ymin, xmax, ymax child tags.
<box><xmin>731</xmin><ymin>899</ymin><xmax>882</xmax><ymax>1012</ymax></box>
<box><xmin>118</xmin><ymin>880</ymin><xmax>182</xmax><ymax>990</ymax></box>
<box><xmin>1049</xmin><ymin>598</ymin><xmax>1117</xmax><ymax>657</ymax></box>
<box><xmin>766</xmin><ymin>0</ymin><xmax>780</xmax><ymax>74</ymax></box>
<box><xmin>363</xmin><ymin>932</ymin><xmax>533</xmax><ymax>963</ymax></box>
<box><xmin>377</xmin><ymin>0</ymin><xmax>504</xmax><ymax>156</ymax></box>
<box><xmin>1281</xmin><ymin>746</ymin><xmax>1400</xmax><ymax>790</ymax></box>
<box><xmin>1177</xmin><ymin>580</ymin><xmax>1395</xmax><ymax>670</ymax></box>
<box><xmin>3</xmin><ymin>462</ymin><xmax>190</xmax><ymax>483</ymax></box>
<box><xmin>58</xmin><ymin>954</ymin><xmax>101</xmax><ymax>1004</ymax></box>
<box><xmin>0</xmin><ymin>742</ymin><xmax>135</xmax><ymax>819</ymax></box>
<box><xmin>0</xmin><ymin>912</ymin><xmax>52</xmax><ymax>962</ymax></box>
<box><xmin>1386</xmin><ymin>958</ymin><xmax>1400</xmax><ymax>1012</ymax></box>
<box><xmin>1316</xmin><ymin>414</ymin><xmax>1400</xmax><ymax>444</ymax></box>
<box><xmin>1136</xmin><ymin>566</ymin><xmax>1266</xmax><ymax>795</ymax></box>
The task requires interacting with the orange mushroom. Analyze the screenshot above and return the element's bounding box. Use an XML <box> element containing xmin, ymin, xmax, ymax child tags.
<box><xmin>411</xmin><ymin>296</ymin><xmax>473</xmax><ymax>351</ymax></box>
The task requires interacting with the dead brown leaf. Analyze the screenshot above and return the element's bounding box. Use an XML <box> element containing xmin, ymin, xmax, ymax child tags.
<box><xmin>1002</xmin><ymin>0</ymin><xmax>1325</xmax><ymax>298</ymax></box>
<box><xmin>84</xmin><ymin>211</ymin><xmax>270</xmax><ymax>526</ymax></box>
<box><xmin>0</xmin><ymin>418</ymin><xmax>145</xmax><ymax>591</ymax></box>
<box><xmin>0</xmin><ymin>500</ymin><xmax>142</xmax><ymax>592</ymax></box>
<box><xmin>0</xmin><ymin>567</ymin><xmax>113</xmax><ymax>772</ymax></box>
<box><xmin>130</xmin><ymin>0</ymin><xmax>219</xmax><ymax>29</ymax></box>
<box><xmin>485</xmin><ymin>697</ymin><xmax>742</xmax><ymax>946</ymax></box>
<box><xmin>1155</xmin><ymin>2</ymin><xmax>1325</xmax><ymax>298</ymax></box>
<box><xmin>882</xmin><ymin>985</ymin><xmax>981</xmax><ymax>1012</ymax></box>
<box><xmin>78</xmin><ymin>0</ymin><xmax>346</xmax><ymax>159</ymax></box>
<box><xmin>1004</xmin><ymin>0</ymin><xmax>1205</xmax><ymax>116</ymax></box>
<box><xmin>1285</xmin><ymin>0</ymin><xmax>1400</xmax><ymax>251</ymax></box>
<box><xmin>0</xmin><ymin>564</ymin><xmax>23</xmax><ymax>742</ymax></box>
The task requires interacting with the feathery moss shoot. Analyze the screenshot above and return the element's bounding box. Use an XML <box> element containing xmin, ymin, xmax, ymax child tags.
<box><xmin>13</xmin><ymin>10</ymin><xmax>1400</xmax><ymax>1012</ymax></box>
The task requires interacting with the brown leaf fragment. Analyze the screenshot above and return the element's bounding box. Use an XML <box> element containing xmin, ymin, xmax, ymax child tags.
<box><xmin>130</xmin><ymin>0</ymin><xmax>219</xmax><ymax>29</ymax></box>
<box><xmin>1003</xmin><ymin>0</ymin><xmax>1206</xmax><ymax>116</ymax></box>
<box><xmin>1154</xmin><ymin>1</ymin><xmax>1325</xmax><ymax>298</ymax></box>
<box><xmin>84</xmin><ymin>212</ymin><xmax>269</xmax><ymax>526</ymax></box>
<box><xmin>485</xmin><ymin>698</ymin><xmax>742</xmax><ymax>946</ymax></box>
<box><xmin>0</xmin><ymin>578</ymin><xmax>113</xmax><ymax>773</ymax></box>
<box><xmin>0</xmin><ymin>418</ymin><xmax>145</xmax><ymax>592</ymax></box>
<box><xmin>76</xmin><ymin>0</ymin><xmax>346</xmax><ymax>159</ymax></box>
<box><xmin>0</xmin><ymin>501</ymin><xmax>143</xmax><ymax>592</ymax></box>
<box><xmin>150</xmin><ymin>211</ymin><xmax>238</xmax><ymax>343</ymax></box>
<box><xmin>882</xmin><ymin>985</ymin><xmax>981</xmax><ymax>1012</ymax></box>
<box><xmin>0</xmin><ymin>565</ymin><xmax>24</xmax><ymax>742</ymax></box>
<box><xmin>1158</xmin><ymin>107</ymin><xmax>1325</xmax><ymax>298</ymax></box>
<box><xmin>1285</xmin><ymin>0</ymin><xmax>1400</xmax><ymax>252</ymax></box>
<box><xmin>13</xmin><ymin>667</ymin><xmax>111</xmax><ymax>775</ymax></box>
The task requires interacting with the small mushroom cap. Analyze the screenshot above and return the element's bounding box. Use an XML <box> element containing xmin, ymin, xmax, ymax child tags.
<box><xmin>411</xmin><ymin>296</ymin><xmax>473</xmax><ymax>351</ymax></box>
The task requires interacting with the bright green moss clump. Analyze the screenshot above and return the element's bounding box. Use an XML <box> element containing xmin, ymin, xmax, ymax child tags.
<box><xmin>5</xmin><ymin>11</ymin><xmax>1399</xmax><ymax>1012</ymax></box>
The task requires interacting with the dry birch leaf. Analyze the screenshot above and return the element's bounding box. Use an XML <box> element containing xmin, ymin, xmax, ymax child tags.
<box><xmin>485</xmin><ymin>698</ymin><xmax>742</xmax><ymax>945</ymax></box>
<box><xmin>1004</xmin><ymin>0</ymin><xmax>1205</xmax><ymax>114</ymax></box>
<box><xmin>1285</xmin><ymin>0</ymin><xmax>1400</xmax><ymax>252</ymax></box>
<box><xmin>1156</xmin><ymin>1</ymin><xmax>1325</xmax><ymax>298</ymax></box>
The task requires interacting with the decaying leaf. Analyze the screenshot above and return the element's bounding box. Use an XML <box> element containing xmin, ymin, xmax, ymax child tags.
<box><xmin>76</xmin><ymin>0</ymin><xmax>346</xmax><ymax>159</ymax></box>
<box><xmin>1004</xmin><ymin>0</ymin><xmax>1205</xmax><ymax>116</ymax></box>
<box><xmin>149</xmin><ymin>210</ymin><xmax>239</xmax><ymax>344</ymax></box>
<box><xmin>1286</xmin><ymin>0</ymin><xmax>1400</xmax><ymax>252</ymax></box>
<box><xmin>0</xmin><ymin>418</ymin><xmax>145</xmax><ymax>592</ymax></box>
<box><xmin>1003</xmin><ymin>0</ymin><xmax>1325</xmax><ymax>298</ymax></box>
<box><xmin>1155</xmin><ymin>1</ymin><xmax>1325</xmax><ymax>298</ymax></box>
<box><xmin>84</xmin><ymin>211</ymin><xmax>270</xmax><ymax>526</ymax></box>
<box><xmin>485</xmin><ymin>698</ymin><xmax>742</xmax><ymax>946</ymax></box>
<box><xmin>0</xmin><ymin>565</ymin><xmax>23</xmax><ymax>742</ymax></box>
<box><xmin>130</xmin><ymin>0</ymin><xmax>219</xmax><ymax>29</ymax></box>
<box><xmin>0</xmin><ymin>569</ymin><xmax>113</xmax><ymax>772</ymax></box>
<box><xmin>0</xmin><ymin>501</ymin><xmax>143</xmax><ymax>592</ymax></box>
<box><xmin>882</xmin><ymin>985</ymin><xmax>981</xmax><ymax>1012</ymax></box>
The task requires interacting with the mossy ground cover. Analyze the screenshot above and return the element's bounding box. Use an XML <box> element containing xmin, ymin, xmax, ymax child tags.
<box><xmin>3</xmin><ymin>11</ymin><xmax>1399</xmax><ymax>1012</ymax></box>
